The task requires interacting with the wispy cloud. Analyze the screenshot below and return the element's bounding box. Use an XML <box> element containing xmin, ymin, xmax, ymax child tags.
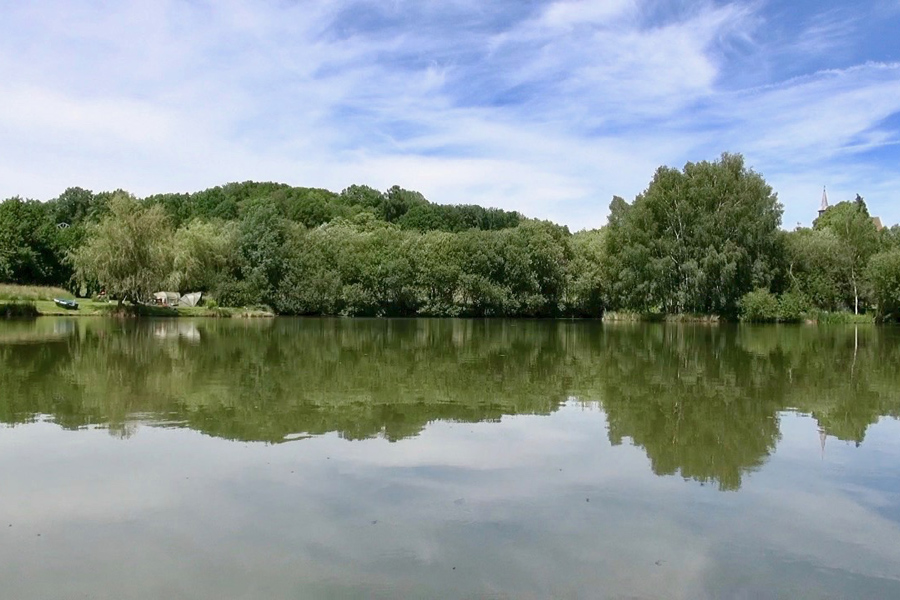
<box><xmin>0</xmin><ymin>0</ymin><xmax>897</xmax><ymax>229</ymax></box>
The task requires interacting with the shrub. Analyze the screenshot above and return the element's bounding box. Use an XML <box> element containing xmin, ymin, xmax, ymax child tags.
<box><xmin>777</xmin><ymin>291</ymin><xmax>809</xmax><ymax>323</ymax></box>
<box><xmin>740</xmin><ymin>289</ymin><xmax>779</xmax><ymax>323</ymax></box>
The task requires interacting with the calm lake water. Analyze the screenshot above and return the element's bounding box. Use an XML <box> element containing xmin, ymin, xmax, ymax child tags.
<box><xmin>2</xmin><ymin>318</ymin><xmax>900</xmax><ymax>599</ymax></box>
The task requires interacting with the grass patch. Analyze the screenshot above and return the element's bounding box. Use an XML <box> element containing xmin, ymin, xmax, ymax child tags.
<box><xmin>807</xmin><ymin>311</ymin><xmax>875</xmax><ymax>325</ymax></box>
<box><xmin>32</xmin><ymin>299</ymin><xmax>118</xmax><ymax>316</ymax></box>
<box><xmin>603</xmin><ymin>311</ymin><xmax>720</xmax><ymax>323</ymax></box>
<box><xmin>0</xmin><ymin>284</ymin><xmax>74</xmax><ymax>302</ymax></box>
<box><xmin>28</xmin><ymin>299</ymin><xmax>274</xmax><ymax>318</ymax></box>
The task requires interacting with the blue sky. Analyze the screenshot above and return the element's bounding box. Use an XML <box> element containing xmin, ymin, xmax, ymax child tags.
<box><xmin>0</xmin><ymin>0</ymin><xmax>898</xmax><ymax>230</ymax></box>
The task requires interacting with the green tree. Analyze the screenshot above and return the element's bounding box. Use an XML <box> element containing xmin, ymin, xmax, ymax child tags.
<box><xmin>413</xmin><ymin>230</ymin><xmax>465</xmax><ymax>315</ymax></box>
<box><xmin>866</xmin><ymin>249</ymin><xmax>900</xmax><ymax>321</ymax></box>
<box><xmin>814</xmin><ymin>196</ymin><xmax>880</xmax><ymax>314</ymax></box>
<box><xmin>167</xmin><ymin>220</ymin><xmax>237</xmax><ymax>293</ymax></box>
<box><xmin>567</xmin><ymin>229</ymin><xmax>607</xmax><ymax>317</ymax></box>
<box><xmin>0</xmin><ymin>197</ymin><xmax>68</xmax><ymax>286</ymax></box>
<box><xmin>72</xmin><ymin>194</ymin><xmax>173</xmax><ymax>306</ymax></box>
<box><xmin>784</xmin><ymin>228</ymin><xmax>850</xmax><ymax>311</ymax></box>
<box><xmin>604</xmin><ymin>154</ymin><xmax>783</xmax><ymax>317</ymax></box>
<box><xmin>275</xmin><ymin>226</ymin><xmax>344</xmax><ymax>315</ymax></box>
<box><xmin>226</xmin><ymin>197</ymin><xmax>290</xmax><ymax>307</ymax></box>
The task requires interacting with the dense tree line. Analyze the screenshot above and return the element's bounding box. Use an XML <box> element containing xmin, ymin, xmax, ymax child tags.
<box><xmin>2</xmin><ymin>153</ymin><xmax>900</xmax><ymax>320</ymax></box>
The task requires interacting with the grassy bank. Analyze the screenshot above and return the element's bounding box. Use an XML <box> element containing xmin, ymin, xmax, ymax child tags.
<box><xmin>0</xmin><ymin>283</ymin><xmax>74</xmax><ymax>302</ymax></box>
<box><xmin>603</xmin><ymin>310</ymin><xmax>878</xmax><ymax>325</ymax></box>
<box><xmin>603</xmin><ymin>311</ymin><xmax>721</xmax><ymax>323</ymax></box>
<box><xmin>1</xmin><ymin>285</ymin><xmax>273</xmax><ymax>318</ymax></box>
<box><xmin>807</xmin><ymin>311</ymin><xmax>875</xmax><ymax>325</ymax></box>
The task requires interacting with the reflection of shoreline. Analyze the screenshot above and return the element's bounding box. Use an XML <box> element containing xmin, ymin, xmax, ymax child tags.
<box><xmin>0</xmin><ymin>318</ymin><xmax>77</xmax><ymax>345</ymax></box>
<box><xmin>152</xmin><ymin>321</ymin><xmax>201</xmax><ymax>343</ymax></box>
<box><xmin>2</xmin><ymin>319</ymin><xmax>900</xmax><ymax>491</ymax></box>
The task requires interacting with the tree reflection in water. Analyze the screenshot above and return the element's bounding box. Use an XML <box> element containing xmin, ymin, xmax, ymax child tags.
<box><xmin>2</xmin><ymin>318</ymin><xmax>899</xmax><ymax>491</ymax></box>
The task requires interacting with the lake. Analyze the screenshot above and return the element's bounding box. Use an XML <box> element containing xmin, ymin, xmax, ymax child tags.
<box><xmin>2</xmin><ymin>318</ymin><xmax>900</xmax><ymax>599</ymax></box>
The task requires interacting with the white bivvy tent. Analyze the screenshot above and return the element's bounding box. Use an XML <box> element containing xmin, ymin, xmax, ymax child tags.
<box><xmin>180</xmin><ymin>292</ymin><xmax>202</xmax><ymax>307</ymax></box>
<box><xmin>153</xmin><ymin>291</ymin><xmax>180</xmax><ymax>306</ymax></box>
<box><xmin>153</xmin><ymin>291</ymin><xmax>202</xmax><ymax>307</ymax></box>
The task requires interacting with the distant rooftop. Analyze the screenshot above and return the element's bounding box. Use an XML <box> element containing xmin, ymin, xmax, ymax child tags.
<box><xmin>816</xmin><ymin>187</ymin><xmax>884</xmax><ymax>230</ymax></box>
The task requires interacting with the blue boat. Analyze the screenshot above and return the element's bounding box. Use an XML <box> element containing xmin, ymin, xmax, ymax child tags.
<box><xmin>53</xmin><ymin>298</ymin><xmax>79</xmax><ymax>310</ymax></box>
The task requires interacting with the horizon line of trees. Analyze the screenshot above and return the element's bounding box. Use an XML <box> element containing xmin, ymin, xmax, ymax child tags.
<box><xmin>2</xmin><ymin>152</ymin><xmax>900</xmax><ymax>320</ymax></box>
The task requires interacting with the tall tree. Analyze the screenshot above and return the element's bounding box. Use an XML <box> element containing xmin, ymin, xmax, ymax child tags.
<box><xmin>604</xmin><ymin>153</ymin><xmax>783</xmax><ymax>317</ymax></box>
<box><xmin>167</xmin><ymin>219</ymin><xmax>237</xmax><ymax>293</ymax></box>
<box><xmin>231</xmin><ymin>197</ymin><xmax>290</xmax><ymax>306</ymax></box>
<box><xmin>784</xmin><ymin>228</ymin><xmax>850</xmax><ymax>311</ymax></box>
<box><xmin>72</xmin><ymin>194</ymin><xmax>173</xmax><ymax>306</ymax></box>
<box><xmin>814</xmin><ymin>196</ymin><xmax>880</xmax><ymax>314</ymax></box>
<box><xmin>567</xmin><ymin>229</ymin><xmax>607</xmax><ymax>317</ymax></box>
<box><xmin>0</xmin><ymin>197</ymin><xmax>67</xmax><ymax>286</ymax></box>
<box><xmin>866</xmin><ymin>249</ymin><xmax>900</xmax><ymax>321</ymax></box>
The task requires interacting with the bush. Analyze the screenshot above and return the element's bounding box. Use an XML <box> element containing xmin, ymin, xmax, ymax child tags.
<box><xmin>740</xmin><ymin>289</ymin><xmax>779</xmax><ymax>323</ymax></box>
<box><xmin>867</xmin><ymin>249</ymin><xmax>900</xmax><ymax>322</ymax></box>
<box><xmin>777</xmin><ymin>291</ymin><xmax>809</xmax><ymax>323</ymax></box>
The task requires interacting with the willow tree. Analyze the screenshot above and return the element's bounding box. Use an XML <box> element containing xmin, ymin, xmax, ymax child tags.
<box><xmin>72</xmin><ymin>193</ymin><xmax>172</xmax><ymax>306</ymax></box>
<box><xmin>167</xmin><ymin>219</ymin><xmax>236</xmax><ymax>293</ymax></box>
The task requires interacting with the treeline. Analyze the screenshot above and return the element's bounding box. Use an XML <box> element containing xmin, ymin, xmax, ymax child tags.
<box><xmin>2</xmin><ymin>152</ymin><xmax>900</xmax><ymax>319</ymax></box>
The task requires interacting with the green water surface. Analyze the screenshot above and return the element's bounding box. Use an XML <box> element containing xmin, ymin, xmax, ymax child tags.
<box><xmin>1</xmin><ymin>318</ymin><xmax>899</xmax><ymax>599</ymax></box>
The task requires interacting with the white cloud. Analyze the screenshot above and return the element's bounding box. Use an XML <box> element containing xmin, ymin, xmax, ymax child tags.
<box><xmin>0</xmin><ymin>0</ymin><xmax>897</xmax><ymax>230</ymax></box>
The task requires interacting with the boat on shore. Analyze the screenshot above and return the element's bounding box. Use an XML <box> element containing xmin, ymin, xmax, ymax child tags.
<box><xmin>53</xmin><ymin>298</ymin><xmax>79</xmax><ymax>310</ymax></box>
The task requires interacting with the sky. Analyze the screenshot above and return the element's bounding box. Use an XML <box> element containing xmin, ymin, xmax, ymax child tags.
<box><xmin>0</xmin><ymin>0</ymin><xmax>898</xmax><ymax>231</ymax></box>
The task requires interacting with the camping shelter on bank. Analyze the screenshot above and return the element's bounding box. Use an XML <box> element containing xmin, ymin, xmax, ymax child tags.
<box><xmin>153</xmin><ymin>292</ymin><xmax>202</xmax><ymax>307</ymax></box>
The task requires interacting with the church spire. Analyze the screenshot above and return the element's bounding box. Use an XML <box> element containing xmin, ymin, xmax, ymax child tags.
<box><xmin>819</xmin><ymin>427</ymin><xmax>826</xmax><ymax>460</ymax></box>
<box><xmin>818</xmin><ymin>186</ymin><xmax>829</xmax><ymax>218</ymax></box>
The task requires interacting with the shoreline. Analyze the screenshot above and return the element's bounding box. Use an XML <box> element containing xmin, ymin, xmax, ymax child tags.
<box><xmin>0</xmin><ymin>300</ymin><xmax>275</xmax><ymax>319</ymax></box>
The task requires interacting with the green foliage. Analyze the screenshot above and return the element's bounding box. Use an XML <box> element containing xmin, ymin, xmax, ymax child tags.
<box><xmin>777</xmin><ymin>290</ymin><xmax>809</xmax><ymax>323</ymax></box>
<box><xmin>230</xmin><ymin>197</ymin><xmax>290</xmax><ymax>306</ymax></box>
<box><xmin>398</xmin><ymin>202</ymin><xmax>521</xmax><ymax>233</ymax></box>
<box><xmin>740</xmin><ymin>289</ymin><xmax>779</xmax><ymax>323</ymax></box>
<box><xmin>740</xmin><ymin>288</ymin><xmax>809</xmax><ymax>323</ymax></box>
<box><xmin>813</xmin><ymin>196</ymin><xmax>880</xmax><ymax>313</ymax></box>
<box><xmin>0</xmin><ymin>197</ymin><xmax>69</xmax><ymax>286</ymax></box>
<box><xmin>3</xmin><ymin>160</ymin><xmax>895</xmax><ymax>320</ymax></box>
<box><xmin>567</xmin><ymin>229</ymin><xmax>606</xmax><ymax>317</ymax></box>
<box><xmin>167</xmin><ymin>220</ymin><xmax>236</xmax><ymax>293</ymax></box>
<box><xmin>808</xmin><ymin>311</ymin><xmax>875</xmax><ymax>325</ymax></box>
<box><xmin>603</xmin><ymin>153</ymin><xmax>783</xmax><ymax>318</ymax></box>
<box><xmin>71</xmin><ymin>194</ymin><xmax>173</xmax><ymax>304</ymax></box>
<box><xmin>866</xmin><ymin>248</ymin><xmax>900</xmax><ymax>321</ymax></box>
<box><xmin>0</xmin><ymin>284</ymin><xmax>74</xmax><ymax>302</ymax></box>
<box><xmin>785</xmin><ymin>228</ymin><xmax>849</xmax><ymax>311</ymax></box>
